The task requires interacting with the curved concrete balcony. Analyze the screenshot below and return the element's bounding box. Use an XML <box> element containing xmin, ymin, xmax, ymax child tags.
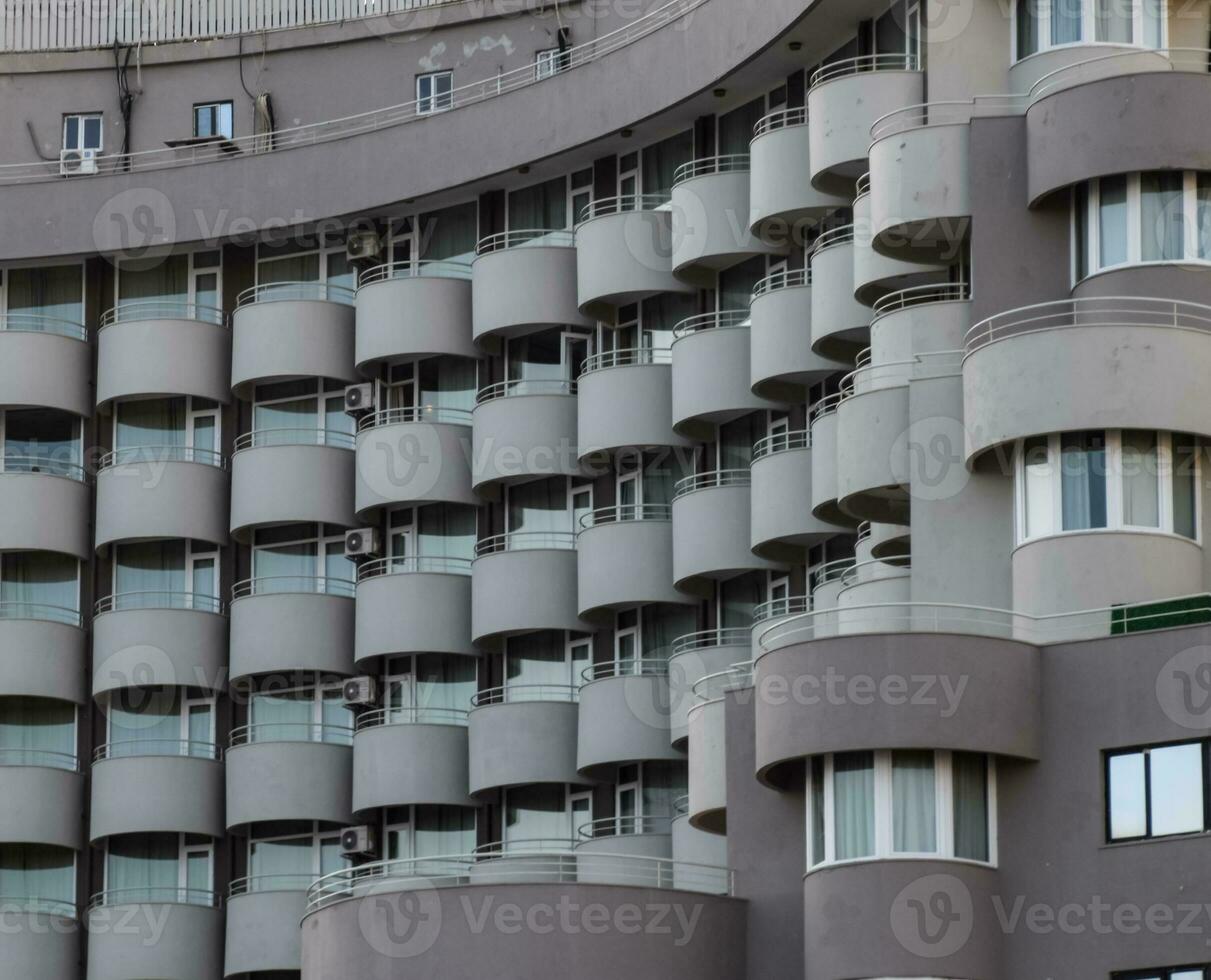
<box><xmin>576</xmin><ymin>661</ymin><xmax>684</xmax><ymax>776</ymax></box>
<box><xmin>468</xmin><ymin>692</ymin><xmax>582</xmax><ymax>793</ymax></box>
<box><xmin>1009</xmin><ymin>41</ymin><xmax>1172</xmax><ymax>96</ymax></box>
<box><xmin>807</xmin><ymin>54</ymin><xmax>924</xmax><ymax>195</ymax></box>
<box><xmin>836</xmin><ymin>557</ymin><xmax>912</xmax><ymax>632</ymax></box>
<box><xmin>467</xmin><ymin>839</ymin><xmax>582</xmax><ymax>886</ymax></box>
<box><xmin>0</xmin><ymin>910</ymin><xmax>79</xmax><ymax>980</ymax></box>
<box><xmin>87</xmin><ymin>893</ymin><xmax>222</xmax><ymax>980</ymax></box>
<box><xmin>861</xmin><ymin>519</ymin><xmax>911</xmax><ymax>561</ymax></box>
<box><xmin>229</xmin><ymin>580</ymin><xmax>355</xmax><ymax>682</ymax></box>
<box><xmin>577</xmin><ymin>348</ymin><xmax>692</xmax><ymax>455</ymax></box>
<box><xmin>871</xmin><ymin>283</ymin><xmax>972</xmax><ymax>361</ymax></box>
<box><xmin>575</xmin><ymin>506</ymin><xmax>690</xmax><ymax>618</ymax></box>
<box><xmin>853</xmin><ymin>179</ymin><xmax>947</xmax><ymax>306</ymax></box>
<box><xmin>225</xmin><ymin>881</ymin><xmax>308</xmax><ymax>978</ymax></box>
<box><xmin>807</xmin><ymin>559</ymin><xmax>856</xmax><ymax>634</ymax></box>
<box><xmin>672</xmin><ymin>470</ymin><xmax>781</xmax><ymax>594</ymax></box>
<box><xmin>96</xmin><ymin>302</ymin><xmax>231</xmax><ymax>407</ymax></box>
<box><xmin>808</xmin><ymin>395</ymin><xmax>854</xmax><ymax>529</ymax></box>
<box><xmin>1024</xmin><ymin>51</ymin><xmax>1192</xmax><ymax>197</ymax></box>
<box><xmin>0</xmin><ymin>762</ymin><xmax>83</xmax><ymax>850</ymax></box>
<box><xmin>668</xmin><ymin>629</ymin><xmax>751</xmax><ymax>746</ymax></box>
<box><xmin>354</xmin><ymin>408</ymin><xmax>476</xmax><ymax>517</ymax></box>
<box><xmin>0</xmin><ymin>316</ymin><xmax>91</xmax><ymax>416</ymax></box>
<box><xmin>749</xmin><ymin>108</ymin><xmax>848</xmax><ymax>239</ymax></box>
<box><xmin>574</xmin><ymin>818</ymin><xmax>674</xmax><ymax>885</ymax></box>
<box><xmin>471</xmin><ymin>534</ymin><xmax>591</xmax><ymax>643</ymax></box>
<box><xmin>301</xmin><ymin>857</ymin><xmax>741</xmax><ymax>980</ymax></box>
<box><xmin>354</xmin><ymin>558</ymin><xmax>474</xmax><ymax>667</ymax></box>
<box><xmin>575</xmin><ymin>197</ymin><xmax>695</xmax><ymax>319</ymax></box>
<box><xmin>0</xmin><ymin>616</ymin><xmax>86</xmax><ymax>704</ymax></box>
<box><xmin>226</xmin><ymin>725</ymin><xmax>354</xmax><ymax>829</ymax></box>
<box><xmin>964</xmin><ymin>298</ymin><xmax>1211</xmax><ymax>461</ymax></box>
<box><xmin>1013</xmin><ymin>531</ymin><xmax>1203</xmax><ymax>617</ymax></box>
<box><xmin>231</xmin><ymin>283</ymin><xmax>358</xmax><ymax>398</ymax></box>
<box><xmin>750</xmin><ymin>430</ymin><xmax>835</xmax><ymax>561</ymax></box>
<box><xmin>471</xmin><ymin>231</ymin><xmax>592</xmax><ymax>344</ymax></box>
<box><xmin>835</xmin><ymin>352</ymin><xmax>911</xmax><ymax>524</ymax></box>
<box><xmin>802</xmin><ymin>860</ymin><xmax>1001</xmax><ymax>980</ymax></box>
<box><xmin>809</xmin><ymin>228</ymin><xmax>870</xmax><ymax>360</ymax></box>
<box><xmin>750</xmin><ymin>270</ymin><xmax>846</xmax><ymax>401</ymax></box>
<box><xmin>0</xmin><ymin>468</ymin><xmax>90</xmax><ymax>559</ymax></box>
<box><xmin>89</xmin><ymin>744</ymin><xmax>224</xmax><ymax>841</ymax></box>
<box><xmin>868</xmin><ymin>108</ymin><xmax>972</xmax><ymax>263</ymax></box>
<box><xmin>671</xmin><ymin>312</ymin><xmax>773</xmax><ymax>441</ymax></box>
<box><xmin>686</xmin><ymin>691</ymin><xmax>728</xmax><ymax>834</ymax></box>
<box><xmin>471</xmin><ymin>380</ymin><xmax>582</xmax><ymax>490</ymax></box>
<box><xmin>93</xmin><ymin>598</ymin><xmax>227</xmax><ymax>699</ymax></box>
<box><xmin>672</xmin><ymin>807</ymin><xmax>728</xmax><ymax>888</ymax></box>
<box><xmin>354</xmin><ymin>261</ymin><xmax>477</xmax><ymax>372</ymax></box>
<box><xmin>670</xmin><ymin>156</ymin><xmax>781</xmax><ymax>284</ymax></box>
<box><xmin>353</xmin><ymin>708</ymin><xmax>474</xmax><ymax>811</ymax></box>
<box><xmin>95</xmin><ymin>449</ymin><xmax>229</xmax><ymax>551</ymax></box>
<box><xmin>229</xmin><ymin>430</ymin><xmax>356</xmax><ymax>541</ymax></box>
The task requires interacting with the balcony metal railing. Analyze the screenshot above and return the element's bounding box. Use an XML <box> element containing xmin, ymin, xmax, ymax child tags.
<box><xmin>691</xmin><ymin>663</ymin><xmax>754</xmax><ymax>704</ymax></box>
<box><xmin>100</xmin><ymin>300</ymin><xmax>226</xmax><ymax>327</ymax></box>
<box><xmin>356</xmin><ymin>406</ymin><xmax>473</xmax><ymax>429</ymax></box>
<box><xmin>872</xmin><ymin>282</ymin><xmax>971</xmax><ymax>320</ymax></box>
<box><xmin>752</xmin><ymin>595</ymin><xmax>810</xmax><ymax>624</ymax></box>
<box><xmin>232</xmin><ymin>427</ymin><xmax>355</xmax><ymax>451</ymax></box>
<box><xmin>0</xmin><ymin>312</ymin><xmax>87</xmax><ymax>340</ymax></box>
<box><xmin>580</xmin><ymin>346</ymin><xmax>671</xmax><ymax>373</ymax></box>
<box><xmin>357</xmin><ymin>259</ymin><xmax>472</xmax><ymax>287</ymax></box>
<box><xmin>673</xmin><ymin>794</ymin><xmax>689</xmax><ymax>816</ymax></box>
<box><xmin>580</xmin><ymin>658</ymin><xmax>670</xmax><ymax>682</ymax></box>
<box><xmin>840</xmin><ymin>355</ymin><xmax>913</xmax><ymax>401</ymax></box>
<box><xmin>229</xmin><ymin>874</ymin><xmax>315</xmax><ymax>896</ymax></box>
<box><xmin>472</xmin><ymin>838</ymin><xmax>578</xmax><ymax>858</ymax></box>
<box><xmin>231</xmin><ymin>575</ymin><xmax>356</xmax><ymax>600</ymax></box>
<box><xmin>98</xmin><ymin>445</ymin><xmax>226</xmax><ymax>469</ymax></box>
<box><xmin>578</xmin><ymin>503</ymin><xmax>672</xmax><ymax>531</ymax></box>
<box><xmin>0</xmin><ymin>896</ymin><xmax>77</xmax><ymax>918</ymax></box>
<box><xmin>672</xmin><ymin>468</ymin><xmax>750</xmax><ymax>499</ymax></box>
<box><xmin>576</xmin><ymin>815</ymin><xmax>674</xmax><ymax>839</ymax></box>
<box><xmin>579</xmin><ymin>193</ymin><xmax>673</xmax><ymax>223</ymax></box>
<box><xmin>752</xmin><ymin>429</ymin><xmax>809</xmax><ymax>461</ymax></box>
<box><xmin>475</xmin><ymin>229</ymin><xmax>576</xmax><ymax>254</ymax></box>
<box><xmin>0</xmin><ymin>601</ymin><xmax>83</xmax><ymax>628</ymax></box>
<box><xmin>809</xmin><ymin>52</ymin><xmax>920</xmax><ymax>90</ymax></box>
<box><xmin>752</xmin><ymin>106</ymin><xmax>808</xmax><ymax>140</ymax></box>
<box><xmin>229</xmin><ymin>721</ymin><xmax>354</xmax><ymax>748</ymax></box>
<box><xmin>839</xmin><ymin>555</ymin><xmax>912</xmax><ymax>589</ymax></box>
<box><xmin>809</xmin><ymin>223</ymin><xmax>855</xmax><ymax>256</ymax></box>
<box><xmin>93</xmin><ymin>739</ymin><xmax>223</xmax><ymax>762</ymax></box>
<box><xmin>94</xmin><ymin>590</ymin><xmax>225</xmax><ymax>615</ymax></box>
<box><xmin>474</xmin><ymin>531</ymin><xmax>577</xmax><ymax>556</ymax></box>
<box><xmin>236</xmin><ymin>282</ymin><xmax>356</xmax><ymax>307</ymax></box>
<box><xmin>810</xmin><ymin>557</ymin><xmax>857</xmax><ymax>592</ymax></box>
<box><xmin>855</xmin><ymin>171</ymin><xmax>871</xmax><ymax>196</ymax></box>
<box><xmin>672</xmin><ymin>310</ymin><xmax>750</xmax><ymax>340</ymax></box>
<box><xmin>0</xmin><ymin>747</ymin><xmax>80</xmax><ymax>772</ymax></box>
<box><xmin>88</xmin><ymin>887</ymin><xmax>220</xmax><ymax>910</ymax></box>
<box><xmin>471</xmin><ymin>683</ymin><xmax>580</xmax><ymax>707</ymax></box>
<box><xmin>354</xmin><ymin>705</ymin><xmax>469</xmax><ymax>730</ymax></box>
<box><xmin>475</xmin><ymin>378</ymin><xmax>577</xmax><ymax>404</ymax></box>
<box><xmin>0</xmin><ymin>454</ymin><xmax>87</xmax><ymax>480</ymax></box>
<box><xmin>672</xmin><ymin>154</ymin><xmax>751</xmax><ymax>186</ymax></box>
<box><xmin>809</xmin><ymin>392</ymin><xmax>843</xmax><ymax>426</ymax></box>
<box><xmin>356</xmin><ymin>555</ymin><xmax>472</xmax><ymax>580</ymax></box>
<box><xmin>752</xmin><ymin>268</ymin><xmax>810</xmax><ymax>300</ymax></box>
<box><xmin>669</xmin><ymin>627</ymin><xmax>751</xmax><ymax>657</ymax></box>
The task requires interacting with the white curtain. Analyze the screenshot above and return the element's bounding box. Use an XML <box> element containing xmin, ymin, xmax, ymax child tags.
<box><xmin>115</xmin><ymin>398</ymin><xmax>186</xmax><ymax>459</ymax></box>
<box><xmin>1098</xmin><ymin>175</ymin><xmax>1129</xmax><ymax>267</ymax></box>
<box><xmin>1120</xmin><ymin>431</ymin><xmax>1159</xmax><ymax>526</ymax></box>
<box><xmin>641</xmin><ymin>605</ymin><xmax>696</xmax><ymax>662</ymax></box>
<box><xmin>6</xmin><ymin>265</ymin><xmax>83</xmax><ymax>326</ymax></box>
<box><xmin>953</xmin><ymin>752</ymin><xmax>990</xmax><ymax>860</ymax></box>
<box><xmin>106</xmin><ymin>834</ymin><xmax>178</xmax><ymax>898</ymax></box>
<box><xmin>0</xmin><ymin>553</ymin><xmax>78</xmax><ymax>613</ymax></box>
<box><xmin>833</xmin><ymin>752</ymin><xmax>875</xmax><ymax>860</ymax></box>
<box><xmin>506</xmin><ymin>632</ymin><xmax>565</xmax><ymax>687</ymax></box>
<box><xmin>418</xmin><ymin>504</ymin><xmax>476</xmax><ymax>560</ymax></box>
<box><xmin>415</xmin><ymin>806</ymin><xmax>476</xmax><ymax>857</ymax></box>
<box><xmin>641</xmin><ymin>761</ymin><xmax>687</xmax><ymax>817</ymax></box>
<box><xmin>1095</xmin><ymin>0</ymin><xmax>1132</xmax><ymax>41</ymax></box>
<box><xmin>1060</xmin><ymin>432</ymin><xmax>1107</xmax><ymax>530</ymax></box>
<box><xmin>1051</xmin><ymin>0</ymin><xmax>1083</xmax><ymax>42</ymax></box>
<box><xmin>114</xmin><ymin>541</ymin><xmax>186</xmax><ymax>601</ymax></box>
<box><xmin>1140</xmin><ymin>171</ymin><xmax>1185</xmax><ymax>262</ymax></box>
<box><xmin>107</xmin><ymin>688</ymin><xmax>180</xmax><ymax>754</ymax></box>
<box><xmin>505</xmin><ymin>784</ymin><xmax>567</xmax><ymax>843</ymax></box>
<box><xmin>415</xmin><ymin>654</ymin><xmax>476</xmax><ymax>714</ymax></box>
<box><xmin>0</xmin><ymin>843</ymin><xmax>74</xmax><ymax>907</ymax></box>
<box><xmin>0</xmin><ymin>697</ymin><xmax>75</xmax><ymax>766</ymax></box>
<box><xmin>892</xmin><ymin>750</ymin><xmax>937</xmax><ymax>853</ymax></box>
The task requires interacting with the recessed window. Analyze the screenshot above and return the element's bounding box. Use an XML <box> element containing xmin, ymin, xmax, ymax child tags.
<box><xmin>1015</xmin><ymin>431</ymin><xmax>1199</xmax><ymax>543</ymax></box>
<box><xmin>1107</xmin><ymin>740</ymin><xmax>1208</xmax><ymax>842</ymax></box>
<box><xmin>806</xmin><ymin>750</ymin><xmax>995</xmax><ymax>868</ymax></box>
<box><xmin>1116</xmin><ymin>968</ymin><xmax>1209</xmax><ymax>980</ymax></box>
<box><xmin>1013</xmin><ymin>0</ymin><xmax>1166</xmax><ymax>60</ymax></box>
<box><xmin>193</xmin><ymin>101</ymin><xmax>233</xmax><ymax>140</ymax></box>
<box><xmin>62</xmin><ymin>113</ymin><xmax>102</xmax><ymax>153</ymax></box>
<box><xmin>535</xmin><ymin>47</ymin><xmax>569</xmax><ymax>79</ymax></box>
<box><xmin>416</xmin><ymin>71</ymin><xmax>453</xmax><ymax>114</ymax></box>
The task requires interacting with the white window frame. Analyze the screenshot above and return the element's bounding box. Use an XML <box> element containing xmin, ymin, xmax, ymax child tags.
<box><xmin>0</xmin><ymin>261</ymin><xmax>86</xmax><ymax>321</ymax></box>
<box><xmin>569</xmin><ymin>169</ymin><xmax>593</xmax><ymax>229</ymax></box>
<box><xmin>416</xmin><ymin>71</ymin><xmax>454</xmax><ymax>115</ymax></box>
<box><xmin>251</xmin><ymin>522</ymin><xmax>352</xmax><ymax>594</ymax></box>
<box><xmin>248</xmin><ymin>821</ymin><xmax>344</xmax><ymax>879</ymax></box>
<box><xmin>501</xmin><ymin>784</ymin><xmax>593</xmax><ymax>843</ymax></box>
<box><xmin>248</xmin><ymin>679</ymin><xmax>349</xmax><ymax>731</ymax></box>
<box><xmin>62</xmin><ymin>112</ymin><xmax>102</xmax><ymax>153</ymax></box>
<box><xmin>535</xmin><ymin>47</ymin><xmax>568</xmax><ymax>80</ymax></box>
<box><xmin>192</xmin><ymin>101</ymin><xmax>234</xmax><ymax>140</ymax></box>
<box><xmin>254</xmin><ymin>242</ymin><xmax>348</xmax><ymax>286</ymax></box>
<box><xmin>103</xmin><ymin>834</ymin><xmax>212</xmax><ymax>898</ymax></box>
<box><xmin>111</xmin><ymin>394</ymin><xmax>220</xmax><ymax>459</ymax></box>
<box><xmin>618</xmin><ymin>152</ymin><xmax>640</xmax><ymax>201</ymax></box>
<box><xmin>0</xmin><ymin>408</ymin><xmax>83</xmax><ymax>475</ymax></box>
<box><xmin>250</xmin><ymin>377</ymin><xmax>349</xmax><ymax>446</ymax></box>
<box><xmin>1012</xmin><ymin>0</ymin><xmax>1167</xmax><ymax>62</ymax></box>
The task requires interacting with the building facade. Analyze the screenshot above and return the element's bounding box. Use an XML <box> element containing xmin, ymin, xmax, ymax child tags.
<box><xmin>1</xmin><ymin>0</ymin><xmax>1211</xmax><ymax>977</ymax></box>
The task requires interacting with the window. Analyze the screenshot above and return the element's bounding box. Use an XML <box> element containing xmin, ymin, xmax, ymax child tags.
<box><xmin>386</xmin><ymin>504</ymin><xmax>477</xmax><ymax>569</ymax></box>
<box><xmin>0</xmin><ymin>264</ymin><xmax>85</xmax><ymax>328</ymax></box>
<box><xmin>504</xmin><ymin>631</ymin><xmax>591</xmax><ymax>691</ymax></box>
<box><xmin>807</xmin><ymin>750</ymin><xmax>995</xmax><ymax>867</ymax></box>
<box><xmin>1015</xmin><ymin>431</ymin><xmax>1199</xmax><ymax>543</ymax></box>
<box><xmin>0</xmin><ymin>408</ymin><xmax>82</xmax><ymax>477</ymax></box>
<box><xmin>248</xmin><ymin>821</ymin><xmax>346</xmax><ymax>889</ymax></box>
<box><xmin>504</xmin><ymin>328</ymin><xmax>589</xmax><ymax>392</ymax></box>
<box><xmin>112</xmin><ymin>396</ymin><xmax>220</xmax><ymax>466</ymax></box>
<box><xmin>507</xmin><ymin>176</ymin><xmax>568</xmax><ymax>233</ymax></box>
<box><xmin>1107</xmin><ymin>740</ymin><xmax>1208</xmax><ymax>842</ymax></box>
<box><xmin>535</xmin><ymin>47</ymin><xmax>569</xmax><ymax>79</ymax></box>
<box><xmin>256</xmin><ymin>241</ymin><xmax>353</xmax><ymax>296</ymax></box>
<box><xmin>0</xmin><ymin>551</ymin><xmax>80</xmax><ymax>618</ymax></box>
<box><xmin>385</xmin><ymin>806</ymin><xmax>476</xmax><ymax>862</ymax></box>
<box><xmin>1013</xmin><ymin>0</ymin><xmax>1166</xmax><ymax>60</ymax></box>
<box><xmin>193</xmin><ymin>101</ymin><xmax>233</xmax><ymax>140</ymax></box>
<box><xmin>502</xmin><ymin>784</ymin><xmax>589</xmax><ymax>846</ymax></box>
<box><xmin>247</xmin><ymin>680</ymin><xmax>352</xmax><ymax>744</ymax></box>
<box><xmin>250</xmin><ymin>378</ymin><xmax>354</xmax><ymax>449</ymax></box>
<box><xmin>105</xmin><ymin>833</ymin><xmax>212</xmax><ymax>905</ymax></box>
<box><xmin>505</xmin><ymin>477</ymin><xmax>592</xmax><ymax>542</ymax></box>
<box><xmin>104</xmin><ymin>686</ymin><xmax>216</xmax><ymax>758</ymax></box>
<box><xmin>0</xmin><ymin>697</ymin><xmax>77</xmax><ymax>770</ymax></box>
<box><xmin>116</xmin><ymin>250</ymin><xmax>222</xmax><ymax>322</ymax></box>
<box><xmin>62</xmin><ymin>113</ymin><xmax>102</xmax><ymax>153</ymax></box>
<box><xmin>380</xmin><ymin>357</ymin><xmax>477</xmax><ymax>417</ymax></box>
<box><xmin>417</xmin><ymin>71</ymin><xmax>453</xmax><ymax>114</ymax></box>
<box><xmin>0</xmin><ymin>843</ymin><xmax>75</xmax><ymax>912</ymax></box>
<box><xmin>112</xmin><ymin>540</ymin><xmax>219</xmax><ymax>611</ymax></box>
<box><xmin>1116</xmin><ymin>968</ymin><xmax>1210</xmax><ymax>980</ymax></box>
<box><xmin>382</xmin><ymin>652</ymin><xmax>476</xmax><ymax>722</ymax></box>
<box><xmin>251</xmin><ymin>523</ymin><xmax>354</xmax><ymax>597</ymax></box>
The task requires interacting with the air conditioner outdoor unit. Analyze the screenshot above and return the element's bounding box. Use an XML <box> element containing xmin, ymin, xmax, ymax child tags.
<box><xmin>344</xmin><ymin>383</ymin><xmax>375</xmax><ymax>415</ymax></box>
<box><xmin>346</xmin><ymin>230</ymin><xmax>382</xmax><ymax>263</ymax></box>
<box><xmin>60</xmin><ymin>148</ymin><xmax>98</xmax><ymax>176</ymax></box>
<box><xmin>343</xmin><ymin>675</ymin><xmax>378</xmax><ymax>707</ymax></box>
<box><xmin>344</xmin><ymin>527</ymin><xmax>381</xmax><ymax>559</ymax></box>
<box><xmin>340</xmin><ymin>824</ymin><xmax>379</xmax><ymax>858</ymax></box>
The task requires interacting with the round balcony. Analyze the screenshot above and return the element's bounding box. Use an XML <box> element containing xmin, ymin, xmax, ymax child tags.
<box><xmin>354</xmin><ymin>557</ymin><xmax>474</xmax><ymax>668</ymax></box>
<box><xmin>575</xmin><ymin>196</ymin><xmax>695</xmax><ymax>319</ymax></box>
<box><xmin>226</xmin><ymin>723</ymin><xmax>354</xmax><ymax>829</ymax></box>
<box><xmin>468</xmin><ymin>688</ymin><xmax>583</xmax><ymax>794</ymax></box>
<box><xmin>671</xmin><ymin>312</ymin><xmax>774</xmax><ymax>441</ymax></box>
<box><xmin>808</xmin><ymin>395</ymin><xmax>854</xmax><ymax>529</ymax></box>
<box><xmin>670</xmin><ymin>156</ymin><xmax>782</xmax><ymax>284</ymax></box>
<box><xmin>807</xmin><ymin>54</ymin><xmax>924</xmax><ymax>194</ymax></box>
<box><xmin>809</xmin><ymin>227</ymin><xmax>871</xmax><ymax>360</ymax></box>
<box><xmin>0</xmin><ymin>609</ymin><xmax>86</xmax><ymax>704</ymax></box>
<box><xmin>836</xmin><ymin>557</ymin><xmax>912</xmax><ymax>627</ymax></box>
<box><xmin>687</xmin><ymin>670</ymin><xmax>746</xmax><ymax>835</ymax></box>
<box><xmin>470</xmin><ymin>533</ymin><xmax>591</xmax><ymax>644</ymax></box>
<box><xmin>229</xmin><ymin>429</ymin><xmax>357</xmax><ymax>541</ymax></box>
<box><xmin>0</xmin><ymin>463</ymin><xmax>90</xmax><ymax>559</ymax></box>
<box><xmin>225</xmin><ymin>878</ymin><xmax>309</xmax><ymax>978</ymax></box>
<box><xmin>87</xmin><ymin>890</ymin><xmax>222</xmax><ymax>980</ymax></box>
<box><xmin>853</xmin><ymin>176</ymin><xmax>947</xmax><ymax>307</ymax></box>
<box><xmin>808</xmin><ymin>558</ymin><xmax>856</xmax><ymax>624</ymax></box>
<box><xmin>576</xmin><ymin>506</ymin><xmax>691</xmax><ymax>618</ymax></box>
<box><xmin>0</xmin><ymin>907</ymin><xmax>79</xmax><ymax>980</ymax></box>
<box><xmin>668</xmin><ymin>629</ymin><xmax>751</xmax><ymax>747</ymax></box>
<box><xmin>861</xmin><ymin>519</ymin><xmax>911</xmax><ymax>561</ymax></box>
<box><xmin>750</xmin><ymin>269</ymin><xmax>846</xmax><ymax>402</ymax></box>
<box><xmin>749</xmin><ymin>108</ymin><xmax>847</xmax><ymax>240</ymax></box>
<box><xmin>576</xmin><ymin>660</ymin><xmax>684</xmax><ymax>776</ymax></box>
<box><xmin>96</xmin><ymin>301</ymin><xmax>231</xmax><ymax>408</ymax></box>
<box><xmin>672</xmin><ymin>801</ymin><xmax>727</xmax><ymax>885</ymax></box>
<box><xmin>354</xmin><ymin>261</ymin><xmax>477</xmax><ymax>372</ymax></box>
<box><xmin>871</xmin><ymin>282</ymin><xmax>972</xmax><ymax>361</ymax></box>
<box><xmin>672</xmin><ymin>470</ymin><xmax>780</xmax><ymax>594</ymax></box>
<box><xmin>229</xmin><ymin>577</ymin><xmax>355</xmax><ymax>682</ymax></box>
<box><xmin>576</xmin><ymin>348</ymin><xmax>692</xmax><ymax>455</ymax></box>
<box><xmin>92</xmin><ymin>592</ymin><xmax>227</xmax><ymax>699</ymax></box>
<box><xmin>230</xmin><ymin>283</ymin><xmax>358</xmax><ymax>398</ymax></box>
<box><xmin>750</xmin><ymin>430</ymin><xmax>835</xmax><ymax>561</ymax></box>
<box><xmin>471</xmin><ymin>379</ymin><xmax>582</xmax><ymax>490</ymax></box>
<box><xmin>574</xmin><ymin>816</ymin><xmax>674</xmax><ymax>885</ymax></box>
<box><xmin>0</xmin><ymin>315</ymin><xmax>91</xmax><ymax>416</ymax></box>
<box><xmin>353</xmin><ymin>707</ymin><xmax>474</xmax><ymax>812</ymax></box>
<box><xmin>471</xmin><ymin>231</ymin><xmax>592</xmax><ymax>344</ymax></box>
<box><xmin>89</xmin><ymin>741</ymin><xmax>225</xmax><ymax>841</ymax></box>
<box><xmin>964</xmin><ymin>298</ymin><xmax>1211</xmax><ymax>461</ymax></box>
<box><xmin>1009</xmin><ymin>41</ymin><xmax>1172</xmax><ymax>97</ymax></box>
<box><xmin>835</xmin><ymin>352</ymin><xmax>912</xmax><ymax>524</ymax></box>
<box><xmin>95</xmin><ymin>448</ymin><xmax>229</xmax><ymax>552</ymax></box>
<box><xmin>0</xmin><ymin>758</ymin><xmax>83</xmax><ymax>850</ymax></box>
<box><xmin>354</xmin><ymin>407</ymin><xmax>476</xmax><ymax>517</ymax></box>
